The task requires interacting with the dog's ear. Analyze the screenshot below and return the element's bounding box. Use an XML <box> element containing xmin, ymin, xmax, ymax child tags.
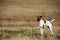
<box><xmin>37</xmin><ymin>16</ymin><xmax>40</xmax><ymax>22</ymax></box>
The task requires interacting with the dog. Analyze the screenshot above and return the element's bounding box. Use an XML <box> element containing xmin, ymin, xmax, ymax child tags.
<box><xmin>37</xmin><ymin>16</ymin><xmax>55</xmax><ymax>35</ymax></box>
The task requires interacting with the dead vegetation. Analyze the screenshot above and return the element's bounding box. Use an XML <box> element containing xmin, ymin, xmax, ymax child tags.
<box><xmin>0</xmin><ymin>0</ymin><xmax>60</xmax><ymax>40</ymax></box>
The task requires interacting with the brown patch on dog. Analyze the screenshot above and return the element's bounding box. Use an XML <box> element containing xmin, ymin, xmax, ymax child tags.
<box><xmin>37</xmin><ymin>16</ymin><xmax>42</xmax><ymax>22</ymax></box>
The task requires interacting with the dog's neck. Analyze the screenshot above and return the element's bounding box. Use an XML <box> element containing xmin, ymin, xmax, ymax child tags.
<box><xmin>39</xmin><ymin>19</ymin><xmax>46</xmax><ymax>23</ymax></box>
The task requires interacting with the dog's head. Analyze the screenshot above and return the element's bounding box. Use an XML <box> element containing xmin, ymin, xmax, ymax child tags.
<box><xmin>37</xmin><ymin>16</ymin><xmax>42</xmax><ymax>22</ymax></box>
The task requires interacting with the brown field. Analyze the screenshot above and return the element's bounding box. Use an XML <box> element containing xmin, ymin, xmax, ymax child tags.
<box><xmin>0</xmin><ymin>0</ymin><xmax>60</xmax><ymax>40</ymax></box>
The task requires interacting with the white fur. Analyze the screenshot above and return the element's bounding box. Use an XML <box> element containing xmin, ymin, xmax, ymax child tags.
<box><xmin>39</xmin><ymin>19</ymin><xmax>55</xmax><ymax>35</ymax></box>
<box><xmin>51</xmin><ymin>19</ymin><xmax>55</xmax><ymax>22</ymax></box>
<box><xmin>39</xmin><ymin>19</ymin><xmax>44</xmax><ymax>35</ymax></box>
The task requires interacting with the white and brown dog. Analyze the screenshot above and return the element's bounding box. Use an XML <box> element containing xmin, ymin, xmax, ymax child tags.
<box><xmin>37</xmin><ymin>16</ymin><xmax>55</xmax><ymax>35</ymax></box>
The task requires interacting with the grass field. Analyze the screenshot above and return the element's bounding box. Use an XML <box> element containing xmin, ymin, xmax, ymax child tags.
<box><xmin>2</xmin><ymin>21</ymin><xmax>60</xmax><ymax>40</ymax></box>
<box><xmin>0</xmin><ymin>0</ymin><xmax>60</xmax><ymax>40</ymax></box>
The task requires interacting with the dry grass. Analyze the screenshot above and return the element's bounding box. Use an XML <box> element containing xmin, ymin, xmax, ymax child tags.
<box><xmin>0</xmin><ymin>0</ymin><xmax>60</xmax><ymax>40</ymax></box>
<box><xmin>2</xmin><ymin>21</ymin><xmax>60</xmax><ymax>40</ymax></box>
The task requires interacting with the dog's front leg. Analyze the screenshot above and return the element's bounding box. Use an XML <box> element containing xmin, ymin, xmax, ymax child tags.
<box><xmin>40</xmin><ymin>25</ymin><xmax>44</xmax><ymax>36</ymax></box>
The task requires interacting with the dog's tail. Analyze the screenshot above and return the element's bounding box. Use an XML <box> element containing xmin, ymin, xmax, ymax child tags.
<box><xmin>51</xmin><ymin>19</ymin><xmax>55</xmax><ymax>23</ymax></box>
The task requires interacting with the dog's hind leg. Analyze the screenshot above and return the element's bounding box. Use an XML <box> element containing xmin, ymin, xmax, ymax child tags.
<box><xmin>48</xmin><ymin>26</ymin><xmax>53</xmax><ymax>35</ymax></box>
